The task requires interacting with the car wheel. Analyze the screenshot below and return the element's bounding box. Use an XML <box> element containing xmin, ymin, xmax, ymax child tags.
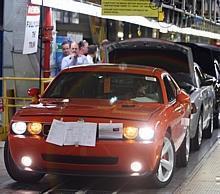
<box><xmin>151</xmin><ymin>134</ymin><xmax>175</xmax><ymax>188</ymax></box>
<box><xmin>214</xmin><ymin>114</ymin><xmax>219</xmax><ymax>129</ymax></box>
<box><xmin>4</xmin><ymin>140</ymin><xmax>45</xmax><ymax>183</ymax></box>
<box><xmin>214</xmin><ymin>106</ymin><xmax>219</xmax><ymax>129</ymax></box>
<box><xmin>203</xmin><ymin>111</ymin><xmax>214</xmax><ymax>138</ymax></box>
<box><xmin>176</xmin><ymin>125</ymin><xmax>190</xmax><ymax>167</ymax></box>
<box><xmin>191</xmin><ymin>113</ymin><xmax>203</xmax><ymax>151</ymax></box>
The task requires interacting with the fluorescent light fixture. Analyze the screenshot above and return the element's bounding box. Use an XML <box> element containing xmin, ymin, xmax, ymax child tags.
<box><xmin>159</xmin><ymin>27</ymin><xmax>168</xmax><ymax>33</ymax></box>
<box><xmin>117</xmin><ymin>31</ymin><xmax>124</xmax><ymax>38</ymax></box>
<box><xmin>31</xmin><ymin>0</ymin><xmax>220</xmax><ymax>40</ymax></box>
<box><xmin>181</xmin><ymin>27</ymin><xmax>220</xmax><ymax>39</ymax></box>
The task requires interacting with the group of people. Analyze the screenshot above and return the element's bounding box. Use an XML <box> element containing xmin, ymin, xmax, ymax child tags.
<box><xmin>56</xmin><ymin>39</ymin><xmax>109</xmax><ymax>76</ymax></box>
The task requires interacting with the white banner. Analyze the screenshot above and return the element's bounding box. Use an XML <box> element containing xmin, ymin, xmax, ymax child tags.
<box><xmin>23</xmin><ymin>4</ymin><xmax>40</xmax><ymax>54</ymax></box>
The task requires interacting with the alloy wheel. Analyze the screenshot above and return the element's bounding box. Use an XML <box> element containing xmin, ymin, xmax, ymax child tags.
<box><xmin>157</xmin><ymin>137</ymin><xmax>174</xmax><ymax>183</ymax></box>
<box><xmin>198</xmin><ymin>115</ymin><xmax>203</xmax><ymax>146</ymax></box>
<box><xmin>186</xmin><ymin>126</ymin><xmax>190</xmax><ymax>162</ymax></box>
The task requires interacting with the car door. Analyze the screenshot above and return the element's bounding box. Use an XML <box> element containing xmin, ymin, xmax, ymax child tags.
<box><xmin>194</xmin><ymin>65</ymin><xmax>214</xmax><ymax>128</ymax></box>
<box><xmin>163</xmin><ymin>75</ymin><xmax>185</xmax><ymax>147</ymax></box>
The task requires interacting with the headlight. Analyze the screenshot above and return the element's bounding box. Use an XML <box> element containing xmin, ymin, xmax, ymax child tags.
<box><xmin>27</xmin><ymin>122</ymin><xmax>42</xmax><ymax>135</ymax></box>
<box><xmin>139</xmin><ymin>127</ymin><xmax>155</xmax><ymax>141</ymax></box>
<box><xmin>123</xmin><ymin>127</ymin><xmax>138</xmax><ymax>140</ymax></box>
<box><xmin>12</xmin><ymin>122</ymin><xmax>27</xmax><ymax>135</ymax></box>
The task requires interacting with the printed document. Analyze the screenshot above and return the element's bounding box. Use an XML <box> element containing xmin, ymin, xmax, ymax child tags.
<box><xmin>46</xmin><ymin>119</ymin><xmax>97</xmax><ymax>147</ymax></box>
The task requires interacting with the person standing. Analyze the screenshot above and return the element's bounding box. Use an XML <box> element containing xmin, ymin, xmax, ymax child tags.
<box><xmin>87</xmin><ymin>45</ymin><xmax>97</xmax><ymax>64</ymax></box>
<box><xmin>78</xmin><ymin>40</ymin><xmax>89</xmax><ymax>56</ymax></box>
<box><xmin>61</xmin><ymin>42</ymin><xmax>88</xmax><ymax>70</ymax></box>
<box><xmin>98</xmin><ymin>39</ymin><xmax>110</xmax><ymax>62</ymax></box>
<box><xmin>55</xmin><ymin>41</ymin><xmax>71</xmax><ymax>75</ymax></box>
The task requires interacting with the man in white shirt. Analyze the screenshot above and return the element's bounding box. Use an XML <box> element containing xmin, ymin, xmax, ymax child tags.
<box><xmin>61</xmin><ymin>42</ymin><xmax>88</xmax><ymax>70</ymax></box>
<box><xmin>79</xmin><ymin>40</ymin><xmax>89</xmax><ymax>56</ymax></box>
<box><xmin>87</xmin><ymin>45</ymin><xmax>97</xmax><ymax>64</ymax></box>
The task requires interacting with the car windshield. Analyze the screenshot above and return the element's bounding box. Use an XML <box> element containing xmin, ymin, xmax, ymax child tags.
<box><xmin>43</xmin><ymin>72</ymin><xmax>163</xmax><ymax>103</ymax></box>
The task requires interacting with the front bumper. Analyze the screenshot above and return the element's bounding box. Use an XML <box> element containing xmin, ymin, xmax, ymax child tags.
<box><xmin>8</xmin><ymin>135</ymin><xmax>162</xmax><ymax>177</ymax></box>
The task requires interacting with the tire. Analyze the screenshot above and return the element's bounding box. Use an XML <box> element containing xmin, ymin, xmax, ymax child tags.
<box><xmin>214</xmin><ymin>114</ymin><xmax>219</xmax><ymax>129</ymax></box>
<box><xmin>191</xmin><ymin>113</ymin><xmax>203</xmax><ymax>151</ymax></box>
<box><xmin>214</xmin><ymin>107</ymin><xmax>219</xmax><ymax>129</ymax></box>
<box><xmin>176</xmin><ymin>126</ymin><xmax>190</xmax><ymax>167</ymax></box>
<box><xmin>150</xmin><ymin>134</ymin><xmax>175</xmax><ymax>188</ymax></box>
<box><xmin>203</xmin><ymin>111</ymin><xmax>214</xmax><ymax>138</ymax></box>
<box><xmin>4</xmin><ymin>140</ymin><xmax>45</xmax><ymax>183</ymax></box>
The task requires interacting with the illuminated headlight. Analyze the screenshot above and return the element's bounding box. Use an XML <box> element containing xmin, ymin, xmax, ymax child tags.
<box><xmin>123</xmin><ymin>127</ymin><xmax>138</xmax><ymax>140</ymax></box>
<box><xmin>27</xmin><ymin>122</ymin><xmax>42</xmax><ymax>135</ymax></box>
<box><xmin>139</xmin><ymin>127</ymin><xmax>155</xmax><ymax>141</ymax></box>
<box><xmin>12</xmin><ymin>122</ymin><xmax>27</xmax><ymax>134</ymax></box>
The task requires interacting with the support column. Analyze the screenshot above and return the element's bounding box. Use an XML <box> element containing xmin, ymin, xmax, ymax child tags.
<box><xmin>182</xmin><ymin>0</ymin><xmax>186</xmax><ymax>10</ymax></box>
<box><xmin>214</xmin><ymin>0</ymin><xmax>217</xmax><ymax>22</ymax></box>
<box><xmin>193</xmin><ymin>0</ymin><xmax>197</xmax><ymax>14</ymax></box>
<box><xmin>209</xmin><ymin>0</ymin><xmax>212</xmax><ymax>20</ymax></box>
<box><xmin>43</xmin><ymin>7</ymin><xmax>53</xmax><ymax>78</ymax></box>
<box><xmin>0</xmin><ymin>0</ymin><xmax>3</xmax><ymax>96</ymax></box>
<box><xmin>201</xmin><ymin>0</ymin><xmax>204</xmax><ymax>17</ymax></box>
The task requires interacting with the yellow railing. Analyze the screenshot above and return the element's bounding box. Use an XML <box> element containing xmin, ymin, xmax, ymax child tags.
<box><xmin>0</xmin><ymin>77</ymin><xmax>53</xmax><ymax>141</ymax></box>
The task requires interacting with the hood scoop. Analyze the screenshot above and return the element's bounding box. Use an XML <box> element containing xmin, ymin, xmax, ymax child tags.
<box><xmin>121</xmin><ymin>104</ymin><xmax>136</xmax><ymax>108</ymax></box>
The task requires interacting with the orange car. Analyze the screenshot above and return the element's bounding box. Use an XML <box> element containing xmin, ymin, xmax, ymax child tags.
<box><xmin>4</xmin><ymin>64</ymin><xmax>191</xmax><ymax>188</ymax></box>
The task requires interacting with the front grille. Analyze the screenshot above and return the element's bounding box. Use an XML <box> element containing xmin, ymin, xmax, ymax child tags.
<box><xmin>43</xmin><ymin>123</ymin><xmax>122</xmax><ymax>140</ymax></box>
<box><xmin>42</xmin><ymin>154</ymin><xmax>118</xmax><ymax>165</ymax></box>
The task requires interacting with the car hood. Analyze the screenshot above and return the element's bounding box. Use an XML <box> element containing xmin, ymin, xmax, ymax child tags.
<box><xmin>104</xmin><ymin>38</ymin><xmax>196</xmax><ymax>85</ymax></box>
<box><xmin>17</xmin><ymin>99</ymin><xmax>164</xmax><ymax>122</ymax></box>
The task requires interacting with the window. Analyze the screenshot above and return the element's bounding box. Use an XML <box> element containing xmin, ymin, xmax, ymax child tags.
<box><xmin>164</xmin><ymin>75</ymin><xmax>177</xmax><ymax>102</ymax></box>
<box><xmin>55</xmin><ymin>10</ymin><xmax>79</xmax><ymax>24</ymax></box>
<box><xmin>214</xmin><ymin>60</ymin><xmax>220</xmax><ymax>80</ymax></box>
<box><xmin>194</xmin><ymin>66</ymin><xmax>203</xmax><ymax>87</ymax></box>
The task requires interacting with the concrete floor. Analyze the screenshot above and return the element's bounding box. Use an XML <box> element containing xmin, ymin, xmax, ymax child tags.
<box><xmin>0</xmin><ymin>131</ymin><xmax>220</xmax><ymax>193</ymax></box>
<box><xmin>176</xmin><ymin>139</ymin><xmax>220</xmax><ymax>194</ymax></box>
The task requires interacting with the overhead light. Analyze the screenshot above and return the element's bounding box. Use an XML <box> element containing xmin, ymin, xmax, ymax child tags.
<box><xmin>159</xmin><ymin>27</ymin><xmax>168</xmax><ymax>33</ymax></box>
<box><xmin>117</xmin><ymin>31</ymin><xmax>124</xmax><ymax>38</ymax></box>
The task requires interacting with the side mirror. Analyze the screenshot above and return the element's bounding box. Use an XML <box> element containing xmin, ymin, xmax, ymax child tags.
<box><xmin>201</xmin><ymin>76</ymin><xmax>216</xmax><ymax>86</ymax></box>
<box><xmin>27</xmin><ymin>87</ymin><xmax>40</xmax><ymax>104</ymax></box>
<box><xmin>176</xmin><ymin>89</ymin><xmax>190</xmax><ymax>104</ymax></box>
